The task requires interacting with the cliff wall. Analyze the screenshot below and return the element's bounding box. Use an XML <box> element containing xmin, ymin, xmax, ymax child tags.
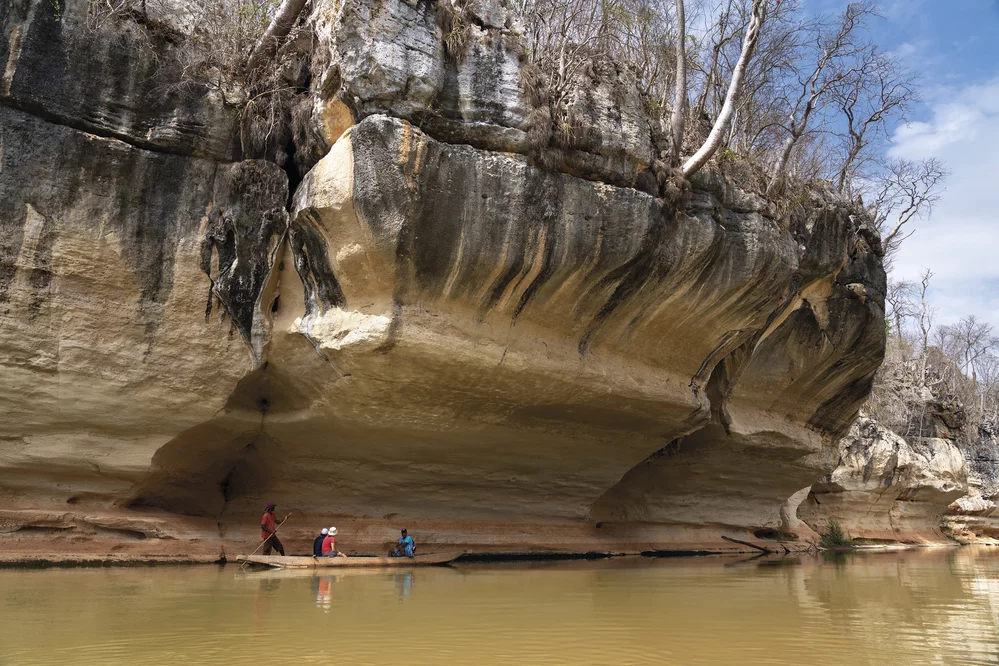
<box><xmin>947</xmin><ymin>426</ymin><xmax>999</xmax><ymax>543</ymax></box>
<box><xmin>795</xmin><ymin>416</ymin><xmax>966</xmax><ymax>544</ymax></box>
<box><xmin>0</xmin><ymin>0</ymin><xmax>886</xmax><ymax>559</ymax></box>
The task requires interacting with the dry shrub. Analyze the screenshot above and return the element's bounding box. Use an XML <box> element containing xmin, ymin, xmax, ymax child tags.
<box><xmin>650</xmin><ymin>161</ymin><xmax>690</xmax><ymax>204</ymax></box>
<box><xmin>87</xmin><ymin>0</ymin><xmax>281</xmax><ymax>102</ymax></box>
<box><xmin>238</xmin><ymin>24</ymin><xmax>322</xmax><ymax>177</ymax></box>
<box><xmin>436</xmin><ymin>0</ymin><xmax>470</xmax><ymax>64</ymax></box>
<box><xmin>519</xmin><ymin>63</ymin><xmax>562</xmax><ymax>169</ymax></box>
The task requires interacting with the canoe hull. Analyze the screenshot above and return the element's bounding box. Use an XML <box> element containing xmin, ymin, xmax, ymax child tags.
<box><xmin>236</xmin><ymin>552</ymin><xmax>462</xmax><ymax>569</ymax></box>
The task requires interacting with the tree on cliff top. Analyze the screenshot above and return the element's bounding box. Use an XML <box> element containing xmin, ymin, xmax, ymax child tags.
<box><xmin>871</xmin><ymin>270</ymin><xmax>999</xmax><ymax>441</ymax></box>
<box><xmin>517</xmin><ymin>0</ymin><xmax>939</xmax><ymax>209</ymax></box>
<box><xmin>680</xmin><ymin>0</ymin><xmax>767</xmax><ymax>177</ymax></box>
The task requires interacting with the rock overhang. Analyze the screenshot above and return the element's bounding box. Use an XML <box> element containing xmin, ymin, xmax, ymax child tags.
<box><xmin>0</xmin><ymin>0</ymin><xmax>891</xmax><ymax>556</ymax></box>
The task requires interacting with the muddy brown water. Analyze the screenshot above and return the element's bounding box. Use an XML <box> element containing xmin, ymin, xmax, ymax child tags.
<box><xmin>2</xmin><ymin>548</ymin><xmax>998</xmax><ymax>665</ymax></box>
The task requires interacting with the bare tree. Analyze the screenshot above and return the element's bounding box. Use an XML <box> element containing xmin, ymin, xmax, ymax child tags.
<box><xmin>917</xmin><ymin>268</ymin><xmax>934</xmax><ymax>384</ymax></box>
<box><xmin>835</xmin><ymin>51</ymin><xmax>918</xmax><ymax>193</ymax></box>
<box><xmin>866</xmin><ymin>157</ymin><xmax>948</xmax><ymax>264</ymax></box>
<box><xmin>682</xmin><ymin>0</ymin><xmax>768</xmax><ymax>177</ymax></box>
<box><xmin>246</xmin><ymin>0</ymin><xmax>309</xmax><ymax>74</ymax></box>
<box><xmin>691</xmin><ymin>0</ymin><xmax>737</xmax><ymax>124</ymax></box>
<box><xmin>670</xmin><ymin>0</ymin><xmax>687</xmax><ymax>167</ymax></box>
<box><xmin>768</xmin><ymin>1</ymin><xmax>875</xmax><ymax>194</ymax></box>
<box><xmin>939</xmin><ymin>316</ymin><xmax>998</xmax><ymax>379</ymax></box>
<box><xmin>977</xmin><ymin>354</ymin><xmax>999</xmax><ymax>422</ymax></box>
<box><xmin>885</xmin><ymin>278</ymin><xmax>916</xmax><ymax>339</ymax></box>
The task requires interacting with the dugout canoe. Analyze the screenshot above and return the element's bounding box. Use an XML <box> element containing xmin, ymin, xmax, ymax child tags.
<box><xmin>236</xmin><ymin>552</ymin><xmax>463</xmax><ymax>568</ymax></box>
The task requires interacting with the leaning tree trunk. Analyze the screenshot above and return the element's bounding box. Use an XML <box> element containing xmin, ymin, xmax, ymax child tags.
<box><xmin>669</xmin><ymin>0</ymin><xmax>687</xmax><ymax>168</ymax></box>
<box><xmin>246</xmin><ymin>0</ymin><xmax>310</xmax><ymax>75</ymax></box>
<box><xmin>682</xmin><ymin>0</ymin><xmax>767</xmax><ymax>178</ymax></box>
<box><xmin>768</xmin><ymin>129</ymin><xmax>800</xmax><ymax>195</ymax></box>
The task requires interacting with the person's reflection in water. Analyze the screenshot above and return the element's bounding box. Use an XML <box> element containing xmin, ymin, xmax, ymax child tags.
<box><xmin>315</xmin><ymin>575</ymin><xmax>340</xmax><ymax>613</ymax></box>
<box><xmin>254</xmin><ymin>578</ymin><xmax>282</xmax><ymax>623</ymax></box>
<box><xmin>394</xmin><ymin>571</ymin><xmax>413</xmax><ymax>600</ymax></box>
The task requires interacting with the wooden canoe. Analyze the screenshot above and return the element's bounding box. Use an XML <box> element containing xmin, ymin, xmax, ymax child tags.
<box><xmin>236</xmin><ymin>552</ymin><xmax>463</xmax><ymax>569</ymax></box>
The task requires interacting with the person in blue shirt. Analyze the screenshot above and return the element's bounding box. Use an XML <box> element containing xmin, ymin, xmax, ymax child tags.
<box><xmin>389</xmin><ymin>528</ymin><xmax>415</xmax><ymax>557</ymax></box>
<box><xmin>313</xmin><ymin>528</ymin><xmax>328</xmax><ymax>557</ymax></box>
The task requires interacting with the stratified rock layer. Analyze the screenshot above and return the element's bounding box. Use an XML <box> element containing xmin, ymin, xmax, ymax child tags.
<box><xmin>1</xmin><ymin>0</ymin><xmax>886</xmax><ymax>558</ymax></box>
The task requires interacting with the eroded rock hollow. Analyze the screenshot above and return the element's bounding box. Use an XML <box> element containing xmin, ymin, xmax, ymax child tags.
<box><xmin>0</xmin><ymin>0</ymin><xmax>887</xmax><ymax>558</ymax></box>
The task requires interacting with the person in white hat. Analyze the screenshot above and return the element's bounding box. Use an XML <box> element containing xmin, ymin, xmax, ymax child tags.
<box><xmin>321</xmin><ymin>526</ymin><xmax>341</xmax><ymax>557</ymax></box>
<box><xmin>313</xmin><ymin>527</ymin><xmax>329</xmax><ymax>557</ymax></box>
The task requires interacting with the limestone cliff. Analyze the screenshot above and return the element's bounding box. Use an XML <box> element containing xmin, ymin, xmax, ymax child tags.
<box><xmin>0</xmin><ymin>0</ymin><xmax>886</xmax><ymax>559</ymax></box>
<box><xmin>794</xmin><ymin>416</ymin><xmax>966</xmax><ymax>544</ymax></box>
<box><xmin>947</xmin><ymin>425</ymin><xmax>999</xmax><ymax>543</ymax></box>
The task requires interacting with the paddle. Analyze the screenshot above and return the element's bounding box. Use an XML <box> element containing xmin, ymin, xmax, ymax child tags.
<box><xmin>241</xmin><ymin>512</ymin><xmax>292</xmax><ymax>567</ymax></box>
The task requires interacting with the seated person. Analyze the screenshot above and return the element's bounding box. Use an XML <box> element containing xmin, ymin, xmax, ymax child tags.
<box><xmin>322</xmin><ymin>526</ymin><xmax>341</xmax><ymax>557</ymax></box>
<box><xmin>389</xmin><ymin>528</ymin><xmax>415</xmax><ymax>557</ymax></box>
<box><xmin>313</xmin><ymin>528</ymin><xmax>328</xmax><ymax>557</ymax></box>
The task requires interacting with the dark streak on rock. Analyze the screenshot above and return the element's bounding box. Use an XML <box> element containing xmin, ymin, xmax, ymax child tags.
<box><xmin>199</xmin><ymin>161</ymin><xmax>289</xmax><ymax>345</ymax></box>
<box><xmin>289</xmin><ymin>212</ymin><xmax>347</xmax><ymax>318</ymax></box>
<box><xmin>577</xmin><ymin>203</ymin><xmax>676</xmax><ymax>356</ymax></box>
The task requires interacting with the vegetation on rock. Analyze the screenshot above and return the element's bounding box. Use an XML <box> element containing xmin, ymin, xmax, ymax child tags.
<box><xmin>819</xmin><ymin>518</ymin><xmax>853</xmax><ymax>547</ymax></box>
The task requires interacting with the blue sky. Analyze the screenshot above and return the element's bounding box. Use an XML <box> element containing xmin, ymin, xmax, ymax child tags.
<box><xmin>834</xmin><ymin>0</ymin><xmax>999</xmax><ymax>329</ymax></box>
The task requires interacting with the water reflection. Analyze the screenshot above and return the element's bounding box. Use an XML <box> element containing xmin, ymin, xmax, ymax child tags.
<box><xmin>2</xmin><ymin>548</ymin><xmax>998</xmax><ymax>665</ymax></box>
<box><xmin>315</xmin><ymin>576</ymin><xmax>341</xmax><ymax>611</ymax></box>
<box><xmin>393</xmin><ymin>571</ymin><xmax>413</xmax><ymax>600</ymax></box>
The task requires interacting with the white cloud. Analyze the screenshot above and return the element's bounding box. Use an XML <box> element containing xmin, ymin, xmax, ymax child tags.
<box><xmin>889</xmin><ymin>78</ymin><xmax>999</xmax><ymax>329</ymax></box>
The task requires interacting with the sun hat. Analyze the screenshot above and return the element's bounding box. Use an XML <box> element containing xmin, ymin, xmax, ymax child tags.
<box><xmin>265</xmin><ymin>502</ymin><xmax>275</xmax><ymax>509</ymax></box>
<box><xmin>328</xmin><ymin>526</ymin><xmax>338</xmax><ymax>535</ymax></box>
<box><xmin>321</xmin><ymin>528</ymin><xmax>329</xmax><ymax>535</ymax></box>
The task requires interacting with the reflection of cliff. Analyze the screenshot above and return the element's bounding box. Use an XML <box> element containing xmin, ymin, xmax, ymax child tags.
<box><xmin>4</xmin><ymin>551</ymin><xmax>999</xmax><ymax>663</ymax></box>
<box><xmin>1</xmin><ymin>0</ymin><xmax>886</xmax><ymax>558</ymax></box>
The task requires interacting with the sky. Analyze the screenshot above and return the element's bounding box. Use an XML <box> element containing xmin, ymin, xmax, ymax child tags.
<box><xmin>827</xmin><ymin>0</ymin><xmax>999</xmax><ymax>329</ymax></box>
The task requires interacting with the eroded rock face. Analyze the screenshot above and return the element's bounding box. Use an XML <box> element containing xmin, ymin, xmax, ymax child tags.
<box><xmin>947</xmin><ymin>425</ymin><xmax>999</xmax><ymax>543</ymax></box>
<box><xmin>795</xmin><ymin>418</ymin><xmax>966</xmax><ymax>543</ymax></box>
<box><xmin>0</xmin><ymin>0</ymin><xmax>888</xmax><ymax>558</ymax></box>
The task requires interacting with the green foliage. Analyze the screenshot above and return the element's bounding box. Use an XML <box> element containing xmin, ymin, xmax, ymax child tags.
<box><xmin>820</xmin><ymin>518</ymin><xmax>853</xmax><ymax>547</ymax></box>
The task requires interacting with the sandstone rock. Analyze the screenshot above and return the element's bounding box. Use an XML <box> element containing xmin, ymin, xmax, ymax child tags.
<box><xmin>1</xmin><ymin>0</ymin><xmax>236</xmax><ymax>159</ymax></box>
<box><xmin>946</xmin><ymin>425</ymin><xmax>999</xmax><ymax>543</ymax></box>
<box><xmin>0</xmin><ymin>0</ymin><xmax>891</xmax><ymax>559</ymax></box>
<box><xmin>797</xmin><ymin>418</ymin><xmax>967</xmax><ymax>543</ymax></box>
<box><xmin>309</xmin><ymin>0</ymin><xmax>663</xmax><ymax>188</ymax></box>
<box><xmin>559</xmin><ymin>61</ymin><xmax>654</xmax><ymax>186</ymax></box>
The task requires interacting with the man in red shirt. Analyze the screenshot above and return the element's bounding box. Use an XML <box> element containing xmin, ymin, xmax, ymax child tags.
<box><xmin>260</xmin><ymin>503</ymin><xmax>285</xmax><ymax>555</ymax></box>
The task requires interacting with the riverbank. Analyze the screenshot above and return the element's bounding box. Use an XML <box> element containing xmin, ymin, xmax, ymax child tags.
<box><xmin>1</xmin><ymin>537</ymin><xmax>973</xmax><ymax>567</ymax></box>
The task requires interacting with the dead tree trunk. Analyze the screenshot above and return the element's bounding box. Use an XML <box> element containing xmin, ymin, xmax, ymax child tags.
<box><xmin>681</xmin><ymin>0</ymin><xmax>767</xmax><ymax>178</ymax></box>
<box><xmin>246</xmin><ymin>0</ymin><xmax>309</xmax><ymax>75</ymax></box>
<box><xmin>669</xmin><ymin>0</ymin><xmax>687</xmax><ymax>168</ymax></box>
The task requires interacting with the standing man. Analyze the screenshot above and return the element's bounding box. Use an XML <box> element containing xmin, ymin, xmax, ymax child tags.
<box><xmin>260</xmin><ymin>502</ymin><xmax>285</xmax><ymax>556</ymax></box>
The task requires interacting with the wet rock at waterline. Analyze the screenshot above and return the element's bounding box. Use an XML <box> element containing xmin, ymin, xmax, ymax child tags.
<box><xmin>1</xmin><ymin>0</ymin><xmax>891</xmax><ymax>559</ymax></box>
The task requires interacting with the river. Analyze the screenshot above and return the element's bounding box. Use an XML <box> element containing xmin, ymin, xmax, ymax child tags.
<box><xmin>3</xmin><ymin>548</ymin><xmax>998</xmax><ymax>665</ymax></box>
